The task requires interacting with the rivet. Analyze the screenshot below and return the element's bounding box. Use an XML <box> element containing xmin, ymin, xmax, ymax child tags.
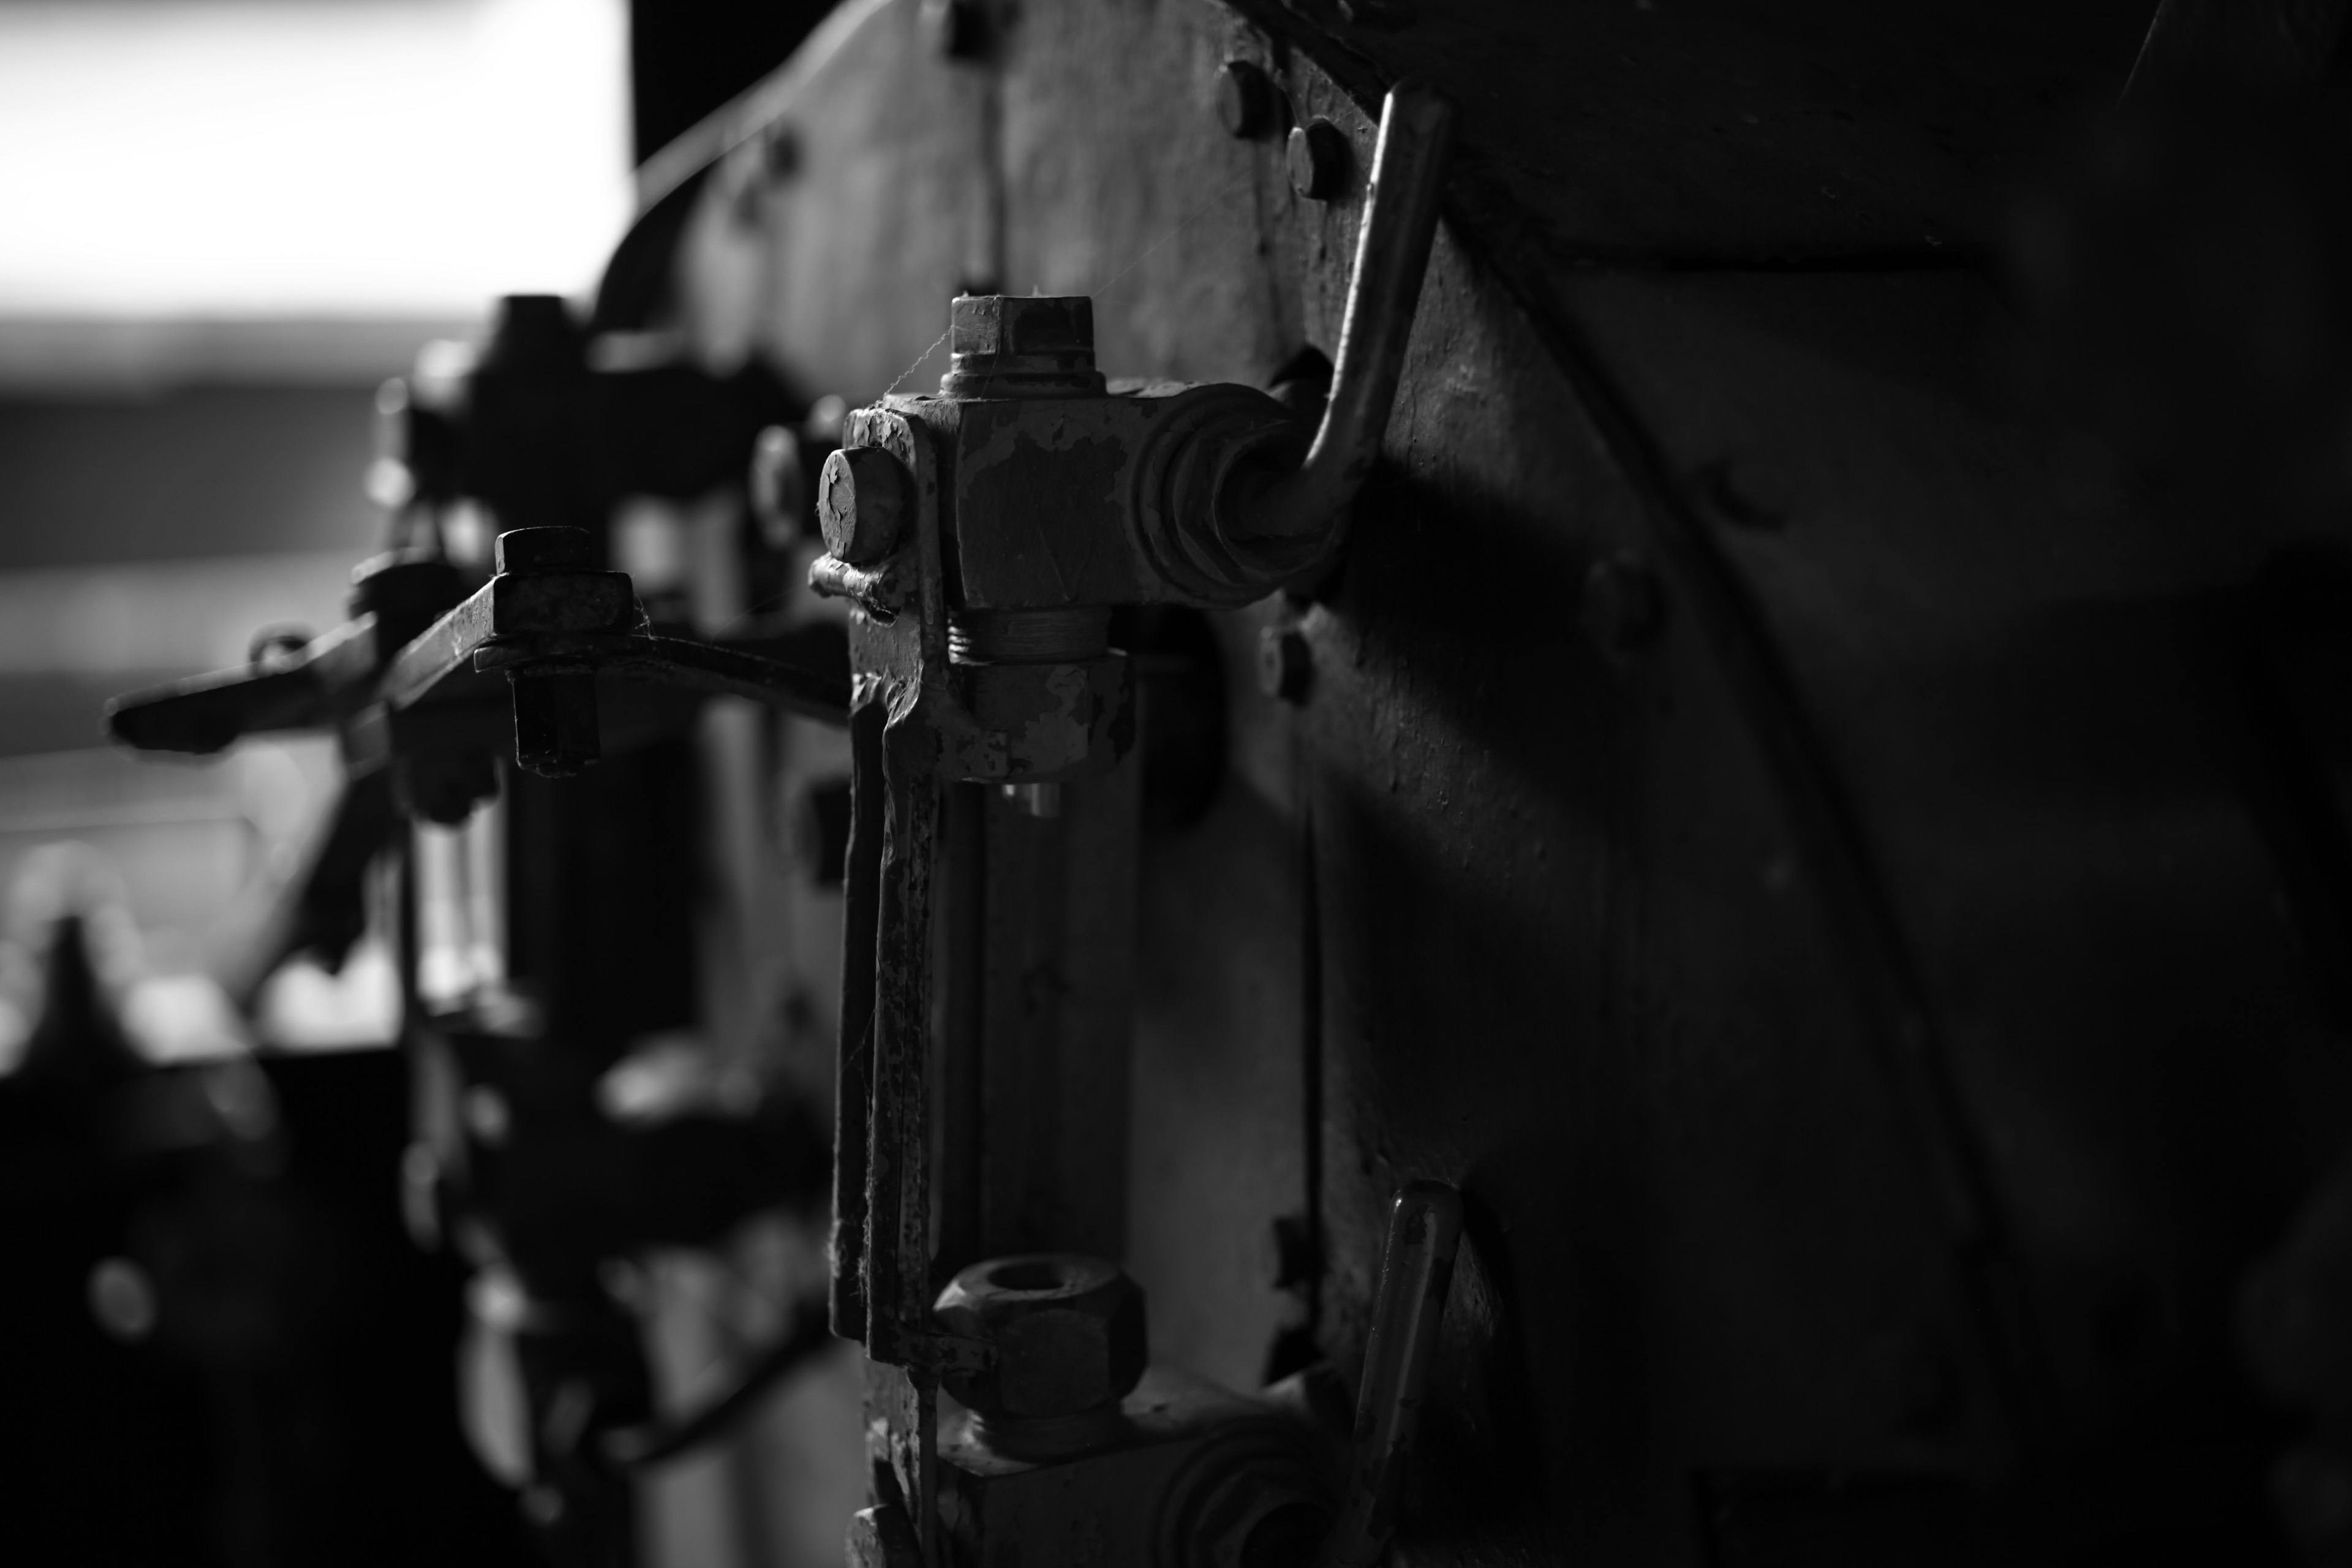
<box><xmin>1287</xmin><ymin>119</ymin><xmax>1350</xmax><ymax>202</ymax></box>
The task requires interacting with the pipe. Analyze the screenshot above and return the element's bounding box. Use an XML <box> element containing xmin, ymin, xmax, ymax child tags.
<box><xmin>1230</xmin><ymin>81</ymin><xmax>1457</xmax><ymax>544</ymax></box>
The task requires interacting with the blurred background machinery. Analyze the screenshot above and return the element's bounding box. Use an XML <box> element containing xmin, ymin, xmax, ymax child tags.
<box><xmin>28</xmin><ymin>1</ymin><xmax>2352</xmax><ymax>1567</ymax></box>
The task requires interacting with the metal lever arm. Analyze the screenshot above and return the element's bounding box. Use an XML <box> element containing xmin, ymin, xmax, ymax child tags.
<box><xmin>107</xmin><ymin>619</ymin><xmax>380</xmax><ymax>753</ymax></box>
<box><xmin>471</xmin><ymin>630</ymin><xmax>850</xmax><ymax>719</ymax></box>
<box><xmin>376</xmin><ymin>530</ymin><xmax>850</xmax><ymax>780</ymax></box>
<box><xmin>106</xmin><ymin>552</ymin><xmax>467</xmax><ymax>755</ymax></box>
<box><xmin>1323</xmin><ymin>1180</ymin><xmax>1464</xmax><ymax>1568</ymax></box>
<box><xmin>1228</xmin><ymin>81</ymin><xmax>1457</xmax><ymax>545</ymax></box>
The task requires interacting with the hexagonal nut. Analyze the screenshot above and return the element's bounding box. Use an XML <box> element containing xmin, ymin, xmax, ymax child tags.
<box><xmin>348</xmin><ymin>551</ymin><xmax>462</xmax><ymax>623</ymax></box>
<box><xmin>932</xmin><ymin>1253</ymin><xmax>1147</xmax><ymax>1419</ymax></box>
<box><xmin>496</xmin><ymin>526</ymin><xmax>595</xmax><ymax>574</ymax></box>
<box><xmin>951</xmin><ymin>294</ymin><xmax>1095</xmax><ymax>360</ymax></box>
<box><xmin>817</xmin><ymin>446</ymin><xmax>911</xmax><ymax>565</ymax></box>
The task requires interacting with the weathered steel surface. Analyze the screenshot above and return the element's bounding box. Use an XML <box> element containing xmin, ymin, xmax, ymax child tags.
<box><xmin>1278</xmin><ymin>231</ymin><xmax>1979</xmax><ymax>1564</ymax></box>
<box><xmin>667</xmin><ymin>0</ymin><xmax>2352</xmax><ymax>1559</ymax></box>
<box><xmin>969</xmin><ymin>7</ymin><xmax>1987</xmax><ymax>1557</ymax></box>
<box><xmin>1553</xmin><ymin>266</ymin><xmax>2352</xmax><ymax>1454</ymax></box>
<box><xmin>1224</xmin><ymin>0</ymin><xmax>2157</xmax><ymax>261</ymax></box>
<box><xmin>727</xmin><ymin>0</ymin><xmax>992</xmax><ymax>404</ymax></box>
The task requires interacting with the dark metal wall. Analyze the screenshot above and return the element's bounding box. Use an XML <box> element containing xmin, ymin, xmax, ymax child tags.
<box><xmin>668</xmin><ymin>0</ymin><xmax>2352</xmax><ymax>1559</ymax></box>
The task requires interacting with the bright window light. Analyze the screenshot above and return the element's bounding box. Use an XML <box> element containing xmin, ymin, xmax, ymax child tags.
<box><xmin>0</xmin><ymin>0</ymin><xmax>632</xmax><ymax>318</ymax></box>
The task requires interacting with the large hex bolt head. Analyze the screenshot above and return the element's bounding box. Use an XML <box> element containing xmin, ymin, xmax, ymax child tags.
<box><xmin>932</xmin><ymin>1254</ymin><xmax>1147</xmax><ymax>1419</ymax></box>
<box><xmin>951</xmin><ymin>294</ymin><xmax>1095</xmax><ymax>361</ymax></box>
<box><xmin>817</xmin><ymin>447</ymin><xmax>911</xmax><ymax>565</ymax></box>
<box><xmin>943</xmin><ymin>295</ymin><xmax>1106</xmax><ymax>396</ymax></box>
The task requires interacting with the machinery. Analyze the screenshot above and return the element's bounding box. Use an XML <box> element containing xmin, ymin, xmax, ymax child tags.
<box><xmin>94</xmin><ymin>0</ymin><xmax>2352</xmax><ymax>1562</ymax></box>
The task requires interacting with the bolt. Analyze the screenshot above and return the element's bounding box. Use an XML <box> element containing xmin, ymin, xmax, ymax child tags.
<box><xmin>1580</xmin><ymin>552</ymin><xmax>1665</xmax><ymax>657</ymax></box>
<box><xmin>488</xmin><ymin>527</ymin><xmax>604</xmax><ymax>775</ymax></box>
<box><xmin>511</xmin><ymin>671</ymin><xmax>600</xmax><ymax>778</ymax></box>
<box><xmin>1288</xmin><ymin>119</ymin><xmax>1350</xmax><ymax>202</ymax></box>
<box><xmin>933</xmin><ymin>1254</ymin><xmax>1147</xmax><ymax>1449</ymax></box>
<box><xmin>1258</xmin><ymin>625</ymin><xmax>1312</xmax><ymax>703</ymax></box>
<box><xmin>818</xmin><ymin>447</ymin><xmax>912</xmax><ymax>565</ymax></box>
<box><xmin>944</xmin><ymin>295</ymin><xmax>1104</xmax><ymax>396</ymax></box>
<box><xmin>951</xmin><ymin>293</ymin><xmax>1095</xmax><ymax>360</ymax></box>
<box><xmin>1215</xmin><ymin>60</ymin><xmax>1276</xmax><ymax>140</ymax></box>
<box><xmin>349</xmin><ymin>550</ymin><xmax>464</xmax><ymax>644</ymax></box>
<box><xmin>495</xmin><ymin>526</ymin><xmax>596</xmax><ymax>575</ymax></box>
